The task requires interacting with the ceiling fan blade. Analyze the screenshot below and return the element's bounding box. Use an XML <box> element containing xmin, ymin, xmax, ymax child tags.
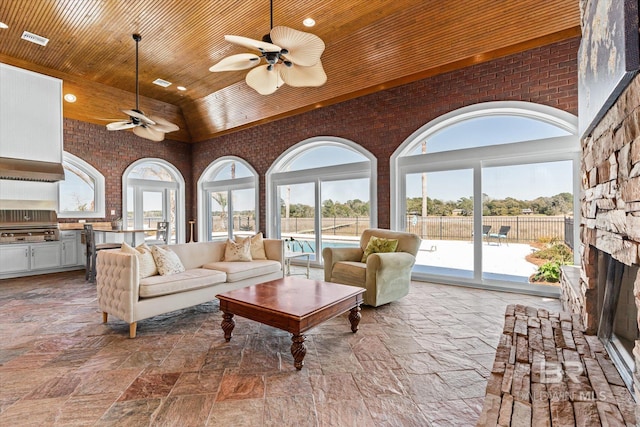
<box><xmin>133</xmin><ymin>125</ymin><xmax>165</xmax><ymax>142</ymax></box>
<box><xmin>270</xmin><ymin>26</ymin><xmax>325</xmax><ymax>66</ymax></box>
<box><xmin>209</xmin><ymin>53</ymin><xmax>261</xmax><ymax>72</ymax></box>
<box><xmin>148</xmin><ymin>116</ymin><xmax>180</xmax><ymax>133</ymax></box>
<box><xmin>224</xmin><ymin>35</ymin><xmax>281</xmax><ymax>52</ymax></box>
<box><xmin>245</xmin><ymin>64</ymin><xmax>285</xmax><ymax>95</ymax></box>
<box><xmin>106</xmin><ymin>121</ymin><xmax>136</xmax><ymax>131</ymax></box>
<box><xmin>122</xmin><ymin>109</ymin><xmax>156</xmax><ymax>126</ymax></box>
<box><xmin>279</xmin><ymin>61</ymin><xmax>327</xmax><ymax>87</ymax></box>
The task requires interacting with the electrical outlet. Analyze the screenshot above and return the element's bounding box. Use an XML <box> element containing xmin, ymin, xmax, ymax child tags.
<box><xmin>110</xmin><ymin>210</ymin><xmax>116</xmax><ymax>215</ymax></box>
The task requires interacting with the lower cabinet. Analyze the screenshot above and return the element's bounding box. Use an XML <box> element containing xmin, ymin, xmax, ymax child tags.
<box><xmin>0</xmin><ymin>235</ymin><xmax>85</xmax><ymax>278</ymax></box>
<box><xmin>30</xmin><ymin>243</ymin><xmax>61</xmax><ymax>270</ymax></box>
<box><xmin>0</xmin><ymin>245</ymin><xmax>31</xmax><ymax>274</ymax></box>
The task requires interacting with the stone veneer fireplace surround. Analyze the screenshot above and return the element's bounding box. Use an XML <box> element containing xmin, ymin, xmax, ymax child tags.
<box><xmin>560</xmin><ymin>73</ymin><xmax>640</xmax><ymax>408</ymax></box>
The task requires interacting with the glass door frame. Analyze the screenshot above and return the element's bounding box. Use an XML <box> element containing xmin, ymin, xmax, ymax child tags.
<box><xmin>202</xmin><ymin>176</ymin><xmax>257</xmax><ymax>241</ymax></box>
<box><xmin>269</xmin><ymin>161</ymin><xmax>374</xmax><ymax>267</ymax></box>
<box><xmin>395</xmin><ymin>136</ymin><xmax>580</xmax><ymax>296</ymax></box>
<box><xmin>126</xmin><ymin>179</ymin><xmax>177</xmax><ymax>243</ymax></box>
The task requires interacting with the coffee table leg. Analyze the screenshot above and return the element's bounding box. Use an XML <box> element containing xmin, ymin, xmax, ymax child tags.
<box><xmin>291</xmin><ymin>334</ymin><xmax>307</xmax><ymax>370</ymax></box>
<box><xmin>348</xmin><ymin>306</ymin><xmax>361</xmax><ymax>333</ymax></box>
<box><xmin>221</xmin><ymin>312</ymin><xmax>235</xmax><ymax>341</ymax></box>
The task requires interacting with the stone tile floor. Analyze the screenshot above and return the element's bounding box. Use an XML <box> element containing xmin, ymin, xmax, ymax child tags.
<box><xmin>0</xmin><ymin>267</ymin><xmax>562</xmax><ymax>426</ymax></box>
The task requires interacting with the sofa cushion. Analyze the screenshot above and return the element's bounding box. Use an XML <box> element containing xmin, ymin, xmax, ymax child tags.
<box><xmin>121</xmin><ymin>242</ymin><xmax>157</xmax><ymax>278</ymax></box>
<box><xmin>139</xmin><ymin>268</ymin><xmax>227</xmax><ymax>298</ymax></box>
<box><xmin>235</xmin><ymin>232</ymin><xmax>267</xmax><ymax>260</ymax></box>
<box><xmin>166</xmin><ymin>241</ymin><xmax>225</xmax><ymax>270</ymax></box>
<box><xmin>151</xmin><ymin>245</ymin><xmax>186</xmax><ymax>275</ymax></box>
<box><xmin>331</xmin><ymin>261</ymin><xmax>366</xmax><ymax>287</ymax></box>
<box><xmin>224</xmin><ymin>238</ymin><xmax>252</xmax><ymax>262</ymax></box>
<box><xmin>203</xmin><ymin>260</ymin><xmax>281</xmax><ymax>282</ymax></box>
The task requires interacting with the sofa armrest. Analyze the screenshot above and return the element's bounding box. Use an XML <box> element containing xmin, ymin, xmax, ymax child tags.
<box><xmin>263</xmin><ymin>238</ymin><xmax>284</xmax><ymax>265</ymax></box>
<box><xmin>322</xmin><ymin>246</ymin><xmax>364</xmax><ymax>281</ymax></box>
<box><xmin>96</xmin><ymin>249</ymin><xmax>140</xmax><ymax>323</ymax></box>
<box><xmin>364</xmin><ymin>252</ymin><xmax>416</xmax><ymax>304</ymax></box>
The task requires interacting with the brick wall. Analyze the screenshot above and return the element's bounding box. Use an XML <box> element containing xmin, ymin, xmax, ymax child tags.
<box><xmin>62</xmin><ymin>37</ymin><xmax>579</xmax><ymax>236</ymax></box>
<box><xmin>192</xmin><ymin>37</ymin><xmax>579</xmax><ymax>233</ymax></box>
<box><xmin>62</xmin><ymin>119</ymin><xmax>192</xmax><ymax>223</ymax></box>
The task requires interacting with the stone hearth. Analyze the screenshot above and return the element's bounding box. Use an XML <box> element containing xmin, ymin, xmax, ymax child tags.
<box><xmin>561</xmin><ymin>73</ymin><xmax>640</xmax><ymax>410</ymax></box>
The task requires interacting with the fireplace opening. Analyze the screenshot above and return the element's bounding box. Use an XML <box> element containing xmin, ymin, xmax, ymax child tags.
<box><xmin>596</xmin><ymin>250</ymin><xmax>639</xmax><ymax>393</ymax></box>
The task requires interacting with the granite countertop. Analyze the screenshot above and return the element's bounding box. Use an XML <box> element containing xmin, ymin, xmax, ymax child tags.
<box><xmin>59</xmin><ymin>222</ymin><xmax>112</xmax><ymax>231</ymax></box>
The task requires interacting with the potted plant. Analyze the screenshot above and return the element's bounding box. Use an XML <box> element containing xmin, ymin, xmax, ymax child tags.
<box><xmin>111</xmin><ymin>217</ymin><xmax>123</xmax><ymax>230</ymax></box>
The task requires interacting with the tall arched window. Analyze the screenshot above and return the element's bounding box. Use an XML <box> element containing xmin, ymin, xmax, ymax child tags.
<box><xmin>58</xmin><ymin>152</ymin><xmax>105</xmax><ymax>218</ymax></box>
<box><xmin>267</xmin><ymin>137</ymin><xmax>377</xmax><ymax>264</ymax></box>
<box><xmin>391</xmin><ymin>101</ymin><xmax>580</xmax><ymax>295</ymax></box>
<box><xmin>197</xmin><ymin>156</ymin><xmax>259</xmax><ymax>242</ymax></box>
<box><xmin>122</xmin><ymin>159</ymin><xmax>185</xmax><ymax>244</ymax></box>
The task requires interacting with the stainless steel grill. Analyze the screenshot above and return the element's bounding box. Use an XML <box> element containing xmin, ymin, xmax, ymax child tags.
<box><xmin>0</xmin><ymin>209</ymin><xmax>59</xmax><ymax>243</ymax></box>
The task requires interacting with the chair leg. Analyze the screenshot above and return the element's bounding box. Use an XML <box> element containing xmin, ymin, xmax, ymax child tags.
<box><xmin>102</xmin><ymin>312</ymin><xmax>108</xmax><ymax>323</ymax></box>
<box><xmin>91</xmin><ymin>251</ymin><xmax>97</xmax><ymax>282</ymax></box>
<box><xmin>129</xmin><ymin>322</ymin><xmax>137</xmax><ymax>339</ymax></box>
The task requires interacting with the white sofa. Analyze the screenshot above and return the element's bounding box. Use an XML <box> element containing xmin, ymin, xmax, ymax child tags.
<box><xmin>96</xmin><ymin>239</ymin><xmax>284</xmax><ymax>338</ymax></box>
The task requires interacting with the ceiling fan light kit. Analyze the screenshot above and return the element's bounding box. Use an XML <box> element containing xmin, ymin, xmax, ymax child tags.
<box><xmin>210</xmin><ymin>0</ymin><xmax>326</xmax><ymax>95</ymax></box>
<box><xmin>106</xmin><ymin>34</ymin><xmax>179</xmax><ymax>141</ymax></box>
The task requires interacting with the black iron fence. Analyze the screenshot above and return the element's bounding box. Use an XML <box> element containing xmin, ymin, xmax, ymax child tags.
<box><xmin>405</xmin><ymin>215</ymin><xmax>571</xmax><ymax>244</ymax></box>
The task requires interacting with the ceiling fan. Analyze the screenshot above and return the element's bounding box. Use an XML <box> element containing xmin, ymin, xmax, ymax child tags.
<box><xmin>106</xmin><ymin>34</ymin><xmax>179</xmax><ymax>142</ymax></box>
<box><xmin>209</xmin><ymin>0</ymin><xmax>326</xmax><ymax>95</ymax></box>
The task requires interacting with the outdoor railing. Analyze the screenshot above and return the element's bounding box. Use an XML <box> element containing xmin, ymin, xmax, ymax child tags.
<box><xmin>405</xmin><ymin>215</ymin><xmax>569</xmax><ymax>244</ymax></box>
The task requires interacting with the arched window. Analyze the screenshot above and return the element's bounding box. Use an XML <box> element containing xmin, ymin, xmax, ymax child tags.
<box><xmin>58</xmin><ymin>152</ymin><xmax>105</xmax><ymax>218</ymax></box>
<box><xmin>391</xmin><ymin>101</ymin><xmax>580</xmax><ymax>295</ymax></box>
<box><xmin>197</xmin><ymin>157</ymin><xmax>259</xmax><ymax>242</ymax></box>
<box><xmin>267</xmin><ymin>137</ymin><xmax>377</xmax><ymax>264</ymax></box>
<box><xmin>122</xmin><ymin>159</ymin><xmax>185</xmax><ymax>244</ymax></box>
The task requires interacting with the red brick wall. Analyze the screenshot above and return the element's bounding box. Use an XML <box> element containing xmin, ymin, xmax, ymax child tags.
<box><xmin>192</xmin><ymin>37</ymin><xmax>579</xmax><ymax>234</ymax></box>
<box><xmin>62</xmin><ymin>120</ymin><xmax>192</xmax><ymax>224</ymax></box>
<box><xmin>62</xmin><ymin>37</ymin><xmax>579</xmax><ymax>237</ymax></box>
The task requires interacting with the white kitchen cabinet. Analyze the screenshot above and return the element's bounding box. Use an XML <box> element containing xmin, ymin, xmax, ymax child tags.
<box><xmin>30</xmin><ymin>243</ymin><xmax>61</xmax><ymax>270</ymax></box>
<box><xmin>0</xmin><ymin>245</ymin><xmax>30</xmax><ymax>274</ymax></box>
<box><xmin>60</xmin><ymin>231</ymin><xmax>78</xmax><ymax>266</ymax></box>
<box><xmin>0</xmin><ymin>63</ymin><xmax>63</xmax><ymax>163</ymax></box>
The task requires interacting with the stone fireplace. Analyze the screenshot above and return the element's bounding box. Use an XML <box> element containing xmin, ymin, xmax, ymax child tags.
<box><xmin>560</xmin><ymin>74</ymin><xmax>640</xmax><ymax>406</ymax></box>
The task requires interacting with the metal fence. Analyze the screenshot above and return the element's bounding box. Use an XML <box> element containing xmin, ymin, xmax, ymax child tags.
<box><xmin>404</xmin><ymin>215</ymin><xmax>570</xmax><ymax>244</ymax></box>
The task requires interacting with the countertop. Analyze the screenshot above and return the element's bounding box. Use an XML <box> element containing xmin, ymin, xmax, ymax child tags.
<box><xmin>59</xmin><ymin>222</ymin><xmax>112</xmax><ymax>231</ymax></box>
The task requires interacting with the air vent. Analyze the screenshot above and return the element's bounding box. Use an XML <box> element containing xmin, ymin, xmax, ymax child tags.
<box><xmin>21</xmin><ymin>31</ymin><xmax>49</xmax><ymax>46</ymax></box>
<box><xmin>152</xmin><ymin>78</ymin><xmax>172</xmax><ymax>87</ymax></box>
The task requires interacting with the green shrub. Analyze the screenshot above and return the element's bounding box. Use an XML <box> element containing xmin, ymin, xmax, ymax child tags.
<box><xmin>532</xmin><ymin>261</ymin><xmax>562</xmax><ymax>283</ymax></box>
<box><xmin>533</xmin><ymin>243</ymin><xmax>572</xmax><ymax>263</ymax></box>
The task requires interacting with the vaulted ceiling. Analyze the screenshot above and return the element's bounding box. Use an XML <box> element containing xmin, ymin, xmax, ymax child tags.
<box><xmin>0</xmin><ymin>0</ymin><xmax>581</xmax><ymax>143</ymax></box>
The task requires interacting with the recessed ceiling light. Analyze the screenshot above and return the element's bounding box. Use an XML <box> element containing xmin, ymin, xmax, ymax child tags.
<box><xmin>0</xmin><ymin>22</ymin><xmax>8</xmax><ymax>29</ymax></box>
<box><xmin>64</xmin><ymin>93</ymin><xmax>77</xmax><ymax>103</ymax></box>
<box><xmin>152</xmin><ymin>78</ymin><xmax>171</xmax><ymax>87</ymax></box>
<box><xmin>303</xmin><ymin>18</ymin><xmax>315</xmax><ymax>27</ymax></box>
<box><xmin>177</xmin><ymin>86</ymin><xmax>187</xmax><ymax>91</ymax></box>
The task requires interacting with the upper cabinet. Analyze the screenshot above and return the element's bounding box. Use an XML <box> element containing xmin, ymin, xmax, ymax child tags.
<box><xmin>0</xmin><ymin>63</ymin><xmax>63</xmax><ymax>163</ymax></box>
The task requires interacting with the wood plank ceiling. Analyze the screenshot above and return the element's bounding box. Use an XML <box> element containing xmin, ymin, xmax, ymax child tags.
<box><xmin>0</xmin><ymin>0</ymin><xmax>581</xmax><ymax>143</ymax></box>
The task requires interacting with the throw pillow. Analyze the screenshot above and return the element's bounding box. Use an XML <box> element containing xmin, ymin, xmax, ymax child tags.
<box><xmin>151</xmin><ymin>245</ymin><xmax>185</xmax><ymax>275</ymax></box>
<box><xmin>361</xmin><ymin>236</ymin><xmax>399</xmax><ymax>262</ymax></box>
<box><xmin>121</xmin><ymin>242</ymin><xmax>158</xmax><ymax>279</ymax></box>
<box><xmin>235</xmin><ymin>232</ymin><xmax>267</xmax><ymax>260</ymax></box>
<box><xmin>224</xmin><ymin>238</ymin><xmax>252</xmax><ymax>262</ymax></box>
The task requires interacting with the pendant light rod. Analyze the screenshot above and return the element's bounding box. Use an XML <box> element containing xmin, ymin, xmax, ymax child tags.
<box><xmin>133</xmin><ymin>33</ymin><xmax>141</xmax><ymax>111</ymax></box>
<box><xmin>269</xmin><ymin>0</ymin><xmax>273</xmax><ymax>30</ymax></box>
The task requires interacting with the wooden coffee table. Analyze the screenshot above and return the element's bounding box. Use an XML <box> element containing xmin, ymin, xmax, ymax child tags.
<box><xmin>216</xmin><ymin>276</ymin><xmax>365</xmax><ymax>370</ymax></box>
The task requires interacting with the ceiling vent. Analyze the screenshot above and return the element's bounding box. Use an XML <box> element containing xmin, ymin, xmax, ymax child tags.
<box><xmin>21</xmin><ymin>31</ymin><xmax>49</xmax><ymax>46</ymax></box>
<box><xmin>152</xmin><ymin>78</ymin><xmax>172</xmax><ymax>87</ymax></box>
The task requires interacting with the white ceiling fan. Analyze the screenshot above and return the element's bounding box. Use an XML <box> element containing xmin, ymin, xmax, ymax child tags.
<box><xmin>106</xmin><ymin>34</ymin><xmax>179</xmax><ymax>142</ymax></box>
<box><xmin>209</xmin><ymin>0</ymin><xmax>326</xmax><ymax>95</ymax></box>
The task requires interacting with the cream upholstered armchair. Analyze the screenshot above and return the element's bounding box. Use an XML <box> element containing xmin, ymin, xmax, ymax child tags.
<box><xmin>322</xmin><ymin>228</ymin><xmax>421</xmax><ymax>307</ymax></box>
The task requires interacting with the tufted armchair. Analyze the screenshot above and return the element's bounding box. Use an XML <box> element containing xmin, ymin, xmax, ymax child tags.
<box><xmin>322</xmin><ymin>228</ymin><xmax>421</xmax><ymax>307</ymax></box>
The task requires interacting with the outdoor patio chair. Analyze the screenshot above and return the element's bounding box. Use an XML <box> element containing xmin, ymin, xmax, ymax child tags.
<box><xmin>481</xmin><ymin>225</ymin><xmax>491</xmax><ymax>242</ymax></box>
<box><xmin>322</xmin><ymin>228</ymin><xmax>421</xmax><ymax>307</ymax></box>
<box><xmin>489</xmin><ymin>225</ymin><xmax>511</xmax><ymax>246</ymax></box>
